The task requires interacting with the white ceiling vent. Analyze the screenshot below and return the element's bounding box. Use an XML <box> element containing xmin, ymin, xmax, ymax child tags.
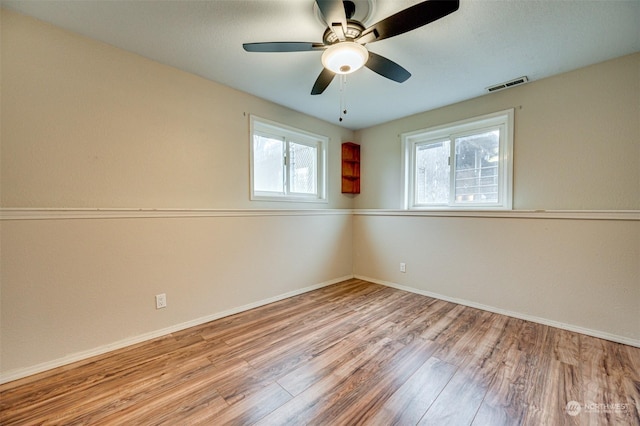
<box><xmin>486</xmin><ymin>76</ymin><xmax>529</xmax><ymax>93</ymax></box>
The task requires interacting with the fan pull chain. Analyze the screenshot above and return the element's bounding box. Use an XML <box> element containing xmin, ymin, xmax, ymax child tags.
<box><xmin>339</xmin><ymin>74</ymin><xmax>348</xmax><ymax>122</ymax></box>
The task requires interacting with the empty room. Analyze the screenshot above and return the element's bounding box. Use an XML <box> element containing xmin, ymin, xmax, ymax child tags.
<box><xmin>1</xmin><ymin>0</ymin><xmax>638</xmax><ymax>424</ymax></box>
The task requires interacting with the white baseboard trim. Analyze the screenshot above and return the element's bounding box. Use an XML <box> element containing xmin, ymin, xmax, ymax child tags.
<box><xmin>356</xmin><ymin>275</ymin><xmax>640</xmax><ymax>349</ymax></box>
<box><xmin>0</xmin><ymin>275</ymin><xmax>354</xmax><ymax>386</ymax></box>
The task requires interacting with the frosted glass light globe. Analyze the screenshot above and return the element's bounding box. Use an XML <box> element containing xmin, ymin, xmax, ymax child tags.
<box><xmin>321</xmin><ymin>42</ymin><xmax>369</xmax><ymax>74</ymax></box>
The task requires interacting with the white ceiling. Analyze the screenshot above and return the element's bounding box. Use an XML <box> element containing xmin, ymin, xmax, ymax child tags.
<box><xmin>3</xmin><ymin>0</ymin><xmax>639</xmax><ymax>130</ymax></box>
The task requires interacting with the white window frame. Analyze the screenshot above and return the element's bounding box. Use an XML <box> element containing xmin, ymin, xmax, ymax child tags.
<box><xmin>250</xmin><ymin>115</ymin><xmax>328</xmax><ymax>203</ymax></box>
<box><xmin>402</xmin><ymin>109</ymin><xmax>514</xmax><ymax>210</ymax></box>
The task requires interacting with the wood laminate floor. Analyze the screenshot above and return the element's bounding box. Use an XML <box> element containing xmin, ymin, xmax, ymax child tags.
<box><xmin>1</xmin><ymin>279</ymin><xmax>639</xmax><ymax>425</ymax></box>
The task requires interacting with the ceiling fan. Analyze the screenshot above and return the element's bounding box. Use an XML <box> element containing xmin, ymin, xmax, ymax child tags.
<box><xmin>243</xmin><ymin>0</ymin><xmax>460</xmax><ymax>95</ymax></box>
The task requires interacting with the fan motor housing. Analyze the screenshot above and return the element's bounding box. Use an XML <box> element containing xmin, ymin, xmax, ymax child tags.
<box><xmin>323</xmin><ymin>20</ymin><xmax>366</xmax><ymax>45</ymax></box>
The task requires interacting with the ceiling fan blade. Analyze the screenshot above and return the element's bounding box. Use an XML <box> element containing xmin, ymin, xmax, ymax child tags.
<box><xmin>357</xmin><ymin>0</ymin><xmax>459</xmax><ymax>44</ymax></box>
<box><xmin>311</xmin><ymin>68</ymin><xmax>336</xmax><ymax>95</ymax></box>
<box><xmin>316</xmin><ymin>0</ymin><xmax>348</xmax><ymax>40</ymax></box>
<box><xmin>365</xmin><ymin>52</ymin><xmax>411</xmax><ymax>83</ymax></box>
<box><xmin>243</xmin><ymin>42</ymin><xmax>325</xmax><ymax>52</ymax></box>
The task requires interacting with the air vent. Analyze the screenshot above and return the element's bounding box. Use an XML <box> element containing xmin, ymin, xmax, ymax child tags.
<box><xmin>486</xmin><ymin>76</ymin><xmax>529</xmax><ymax>93</ymax></box>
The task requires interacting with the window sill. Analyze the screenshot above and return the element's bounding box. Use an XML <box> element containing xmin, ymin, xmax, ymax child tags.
<box><xmin>250</xmin><ymin>195</ymin><xmax>328</xmax><ymax>204</ymax></box>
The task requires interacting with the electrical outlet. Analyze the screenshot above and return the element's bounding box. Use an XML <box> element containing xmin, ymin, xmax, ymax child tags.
<box><xmin>155</xmin><ymin>293</ymin><xmax>167</xmax><ymax>309</ymax></box>
<box><xmin>400</xmin><ymin>262</ymin><xmax>406</xmax><ymax>273</ymax></box>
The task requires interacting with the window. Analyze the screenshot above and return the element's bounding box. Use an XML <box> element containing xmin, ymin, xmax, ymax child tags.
<box><xmin>402</xmin><ymin>109</ymin><xmax>514</xmax><ymax>209</ymax></box>
<box><xmin>250</xmin><ymin>116</ymin><xmax>327</xmax><ymax>202</ymax></box>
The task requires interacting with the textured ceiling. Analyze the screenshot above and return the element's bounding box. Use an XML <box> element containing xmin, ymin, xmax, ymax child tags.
<box><xmin>3</xmin><ymin>0</ymin><xmax>639</xmax><ymax>130</ymax></box>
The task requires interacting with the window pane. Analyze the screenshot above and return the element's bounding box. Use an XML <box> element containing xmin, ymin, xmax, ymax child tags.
<box><xmin>253</xmin><ymin>134</ymin><xmax>284</xmax><ymax>193</ymax></box>
<box><xmin>402</xmin><ymin>109</ymin><xmax>513</xmax><ymax>210</ymax></box>
<box><xmin>289</xmin><ymin>142</ymin><xmax>317</xmax><ymax>194</ymax></box>
<box><xmin>454</xmin><ymin>130</ymin><xmax>499</xmax><ymax>203</ymax></box>
<box><xmin>415</xmin><ymin>140</ymin><xmax>450</xmax><ymax>204</ymax></box>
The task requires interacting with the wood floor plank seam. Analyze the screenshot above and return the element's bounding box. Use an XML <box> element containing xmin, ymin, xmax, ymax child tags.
<box><xmin>1</xmin><ymin>278</ymin><xmax>639</xmax><ymax>426</ymax></box>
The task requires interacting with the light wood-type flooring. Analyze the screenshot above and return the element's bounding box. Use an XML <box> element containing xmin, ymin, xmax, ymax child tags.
<box><xmin>1</xmin><ymin>279</ymin><xmax>639</xmax><ymax>425</ymax></box>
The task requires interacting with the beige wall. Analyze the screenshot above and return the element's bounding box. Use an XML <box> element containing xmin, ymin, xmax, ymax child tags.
<box><xmin>0</xmin><ymin>10</ymin><xmax>354</xmax><ymax>380</ymax></box>
<box><xmin>1</xmin><ymin>9</ymin><xmax>355</xmax><ymax>209</ymax></box>
<box><xmin>353</xmin><ymin>53</ymin><xmax>640</xmax><ymax>211</ymax></box>
<box><xmin>1</xmin><ymin>9</ymin><xmax>638</xmax><ymax>382</ymax></box>
<box><xmin>351</xmin><ymin>53</ymin><xmax>640</xmax><ymax>345</ymax></box>
<box><xmin>353</xmin><ymin>213</ymin><xmax>640</xmax><ymax>343</ymax></box>
<box><xmin>1</xmin><ymin>213</ymin><xmax>353</xmax><ymax>376</ymax></box>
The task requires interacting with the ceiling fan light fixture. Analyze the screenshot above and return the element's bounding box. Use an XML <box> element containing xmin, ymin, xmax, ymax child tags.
<box><xmin>321</xmin><ymin>42</ymin><xmax>369</xmax><ymax>74</ymax></box>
